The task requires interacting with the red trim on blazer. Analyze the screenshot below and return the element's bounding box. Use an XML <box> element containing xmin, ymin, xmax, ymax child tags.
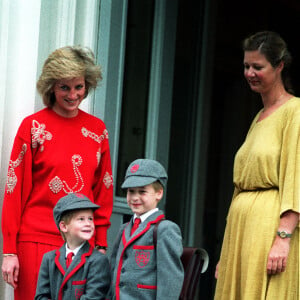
<box><xmin>72</xmin><ymin>279</ymin><xmax>87</xmax><ymax>285</ymax></box>
<box><xmin>133</xmin><ymin>245</ymin><xmax>154</xmax><ymax>250</ymax></box>
<box><xmin>55</xmin><ymin>249</ymin><xmax>66</xmax><ymax>276</ymax></box>
<box><xmin>115</xmin><ymin>214</ymin><xmax>165</xmax><ymax>300</ymax></box>
<box><xmin>57</xmin><ymin>245</ymin><xmax>93</xmax><ymax>300</ymax></box>
<box><xmin>137</xmin><ymin>284</ymin><xmax>157</xmax><ymax>289</ymax></box>
<box><xmin>116</xmin><ymin>223</ymin><xmax>130</xmax><ymax>300</ymax></box>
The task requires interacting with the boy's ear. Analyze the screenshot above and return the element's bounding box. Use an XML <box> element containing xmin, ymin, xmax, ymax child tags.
<box><xmin>156</xmin><ymin>189</ymin><xmax>164</xmax><ymax>202</ymax></box>
<box><xmin>59</xmin><ymin>221</ymin><xmax>68</xmax><ymax>233</ymax></box>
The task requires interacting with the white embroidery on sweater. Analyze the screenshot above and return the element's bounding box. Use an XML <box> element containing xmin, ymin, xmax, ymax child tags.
<box><xmin>31</xmin><ymin>120</ymin><xmax>52</xmax><ymax>152</ymax></box>
<box><xmin>81</xmin><ymin>127</ymin><xmax>109</xmax><ymax>143</ymax></box>
<box><xmin>48</xmin><ymin>176</ymin><xmax>63</xmax><ymax>194</ymax></box>
<box><xmin>6</xmin><ymin>144</ymin><xmax>27</xmax><ymax>193</ymax></box>
<box><xmin>103</xmin><ymin>172</ymin><xmax>113</xmax><ymax>189</ymax></box>
<box><xmin>49</xmin><ymin>154</ymin><xmax>84</xmax><ymax>194</ymax></box>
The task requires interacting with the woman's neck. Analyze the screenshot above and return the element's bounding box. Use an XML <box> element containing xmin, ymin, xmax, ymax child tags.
<box><xmin>261</xmin><ymin>86</ymin><xmax>292</xmax><ymax>112</ymax></box>
<box><xmin>257</xmin><ymin>85</ymin><xmax>293</xmax><ymax>122</ymax></box>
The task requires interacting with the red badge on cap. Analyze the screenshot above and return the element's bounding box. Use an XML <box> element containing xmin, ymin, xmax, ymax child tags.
<box><xmin>75</xmin><ymin>193</ymin><xmax>84</xmax><ymax>198</ymax></box>
<box><xmin>130</xmin><ymin>164</ymin><xmax>140</xmax><ymax>173</ymax></box>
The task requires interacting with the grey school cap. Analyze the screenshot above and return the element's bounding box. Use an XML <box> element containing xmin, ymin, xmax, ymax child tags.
<box><xmin>121</xmin><ymin>159</ymin><xmax>168</xmax><ymax>189</ymax></box>
<box><xmin>53</xmin><ymin>193</ymin><xmax>99</xmax><ymax>229</ymax></box>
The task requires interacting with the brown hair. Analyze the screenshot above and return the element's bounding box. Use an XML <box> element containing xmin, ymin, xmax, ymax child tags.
<box><xmin>37</xmin><ymin>46</ymin><xmax>102</xmax><ymax>107</ymax></box>
<box><xmin>58</xmin><ymin>210</ymin><xmax>77</xmax><ymax>241</ymax></box>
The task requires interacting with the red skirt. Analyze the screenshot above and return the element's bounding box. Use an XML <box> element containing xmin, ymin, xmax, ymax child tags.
<box><xmin>14</xmin><ymin>241</ymin><xmax>59</xmax><ymax>300</ymax></box>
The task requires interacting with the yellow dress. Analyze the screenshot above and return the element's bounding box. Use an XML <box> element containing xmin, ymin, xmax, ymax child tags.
<box><xmin>214</xmin><ymin>97</ymin><xmax>300</xmax><ymax>300</ymax></box>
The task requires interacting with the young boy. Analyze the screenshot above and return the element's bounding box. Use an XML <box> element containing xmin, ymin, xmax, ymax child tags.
<box><xmin>35</xmin><ymin>193</ymin><xmax>110</xmax><ymax>300</ymax></box>
<box><xmin>108</xmin><ymin>159</ymin><xmax>184</xmax><ymax>300</ymax></box>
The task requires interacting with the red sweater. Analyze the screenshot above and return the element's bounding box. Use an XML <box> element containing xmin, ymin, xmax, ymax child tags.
<box><xmin>2</xmin><ymin>108</ymin><xmax>113</xmax><ymax>253</ymax></box>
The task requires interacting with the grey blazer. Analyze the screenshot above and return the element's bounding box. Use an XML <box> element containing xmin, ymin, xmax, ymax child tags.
<box><xmin>108</xmin><ymin>210</ymin><xmax>184</xmax><ymax>300</ymax></box>
<box><xmin>35</xmin><ymin>241</ymin><xmax>110</xmax><ymax>300</ymax></box>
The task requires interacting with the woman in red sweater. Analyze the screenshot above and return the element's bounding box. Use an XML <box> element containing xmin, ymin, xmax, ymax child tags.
<box><xmin>1</xmin><ymin>46</ymin><xmax>113</xmax><ymax>299</ymax></box>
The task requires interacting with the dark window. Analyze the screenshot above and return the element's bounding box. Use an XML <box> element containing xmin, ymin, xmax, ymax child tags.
<box><xmin>116</xmin><ymin>0</ymin><xmax>155</xmax><ymax>197</ymax></box>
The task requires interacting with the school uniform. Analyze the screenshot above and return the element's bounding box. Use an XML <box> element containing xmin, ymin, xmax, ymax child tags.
<box><xmin>35</xmin><ymin>241</ymin><xmax>110</xmax><ymax>300</ymax></box>
<box><xmin>108</xmin><ymin>210</ymin><xmax>184</xmax><ymax>300</ymax></box>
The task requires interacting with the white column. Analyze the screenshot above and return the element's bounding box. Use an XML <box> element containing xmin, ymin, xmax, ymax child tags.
<box><xmin>0</xmin><ymin>0</ymin><xmax>41</xmax><ymax>166</ymax></box>
<box><xmin>0</xmin><ymin>0</ymin><xmax>10</xmax><ymax>166</ymax></box>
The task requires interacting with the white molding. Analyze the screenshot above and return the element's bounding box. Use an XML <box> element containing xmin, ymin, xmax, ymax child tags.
<box><xmin>74</xmin><ymin>0</ymin><xmax>101</xmax><ymax>114</ymax></box>
<box><xmin>0</xmin><ymin>0</ymin><xmax>10</xmax><ymax>169</ymax></box>
<box><xmin>74</xmin><ymin>0</ymin><xmax>100</xmax><ymax>50</ymax></box>
<box><xmin>55</xmin><ymin>0</ymin><xmax>76</xmax><ymax>47</ymax></box>
<box><xmin>145</xmin><ymin>1</ymin><xmax>166</xmax><ymax>158</ymax></box>
<box><xmin>0</xmin><ymin>0</ymin><xmax>41</xmax><ymax>176</ymax></box>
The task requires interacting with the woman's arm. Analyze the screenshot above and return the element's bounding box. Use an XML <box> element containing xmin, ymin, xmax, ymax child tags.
<box><xmin>1</xmin><ymin>255</ymin><xmax>19</xmax><ymax>289</ymax></box>
<box><xmin>2</xmin><ymin>133</ymin><xmax>33</xmax><ymax>287</ymax></box>
<box><xmin>92</xmin><ymin>128</ymin><xmax>113</xmax><ymax>248</ymax></box>
<box><xmin>267</xmin><ymin>210</ymin><xmax>299</xmax><ymax>275</ymax></box>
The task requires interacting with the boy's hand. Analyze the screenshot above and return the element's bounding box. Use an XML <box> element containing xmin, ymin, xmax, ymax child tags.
<box><xmin>97</xmin><ymin>248</ymin><xmax>107</xmax><ymax>254</ymax></box>
<box><xmin>2</xmin><ymin>255</ymin><xmax>19</xmax><ymax>289</ymax></box>
<box><xmin>95</xmin><ymin>245</ymin><xmax>107</xmax><ymax>254</ymax></box>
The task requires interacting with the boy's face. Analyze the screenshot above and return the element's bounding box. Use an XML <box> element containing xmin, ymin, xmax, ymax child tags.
<box><xmin>126</xmin><ymin>184</ymin><xmax>163</xmax><ymax>217</ymax></box>
<box><xmin>59</xmin><ymin>209</ymin><xmax>95</xmax><ymax>249</ymax></box>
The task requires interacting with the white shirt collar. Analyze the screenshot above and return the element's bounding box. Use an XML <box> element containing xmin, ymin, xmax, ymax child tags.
<box><xmin>65</xmin><ymin>242</ymin><xmax>85</xmax><ymax>258</ymax></box>
<box><xmin>134</xmin><ymin>208</ymin><xmax>159</xmax><ymax>223</ymax></box>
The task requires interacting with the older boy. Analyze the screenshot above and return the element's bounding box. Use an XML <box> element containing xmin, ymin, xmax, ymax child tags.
<box><xmin>35</xmin><ymin>193</ymin><xmax>110</xmax><ymax>300</ymax></box>
<box><xmin>108</xmin><ymin>159</ymin><xmax>184</xmax><ymax>300</ymax></box>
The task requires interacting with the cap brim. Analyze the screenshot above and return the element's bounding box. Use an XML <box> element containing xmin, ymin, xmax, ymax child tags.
<box><xmin>64</xmin><ymin>200</ymin><xmax>100</xmax><ymax>212</ymax></box>
<box><xmin>121</xmin><ymin>176</ymin><xmax>157</xmax><ymax>189</ymax></box>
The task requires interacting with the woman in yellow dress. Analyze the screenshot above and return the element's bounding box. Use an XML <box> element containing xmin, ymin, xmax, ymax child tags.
<box><xmin>214</xmin><ymin>31</ymin><xmax>299</xmax><ymax>299</ymax></box>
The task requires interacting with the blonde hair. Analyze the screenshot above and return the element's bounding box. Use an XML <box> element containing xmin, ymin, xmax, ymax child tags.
<box><xmin>37</xmin><ymin>46</ymin><xmax>102</xmax><ymax>107</ymax></box>
<box><xmin>151</xmin><ymin>181</ymin><xmax>164</xmax><ymax>192</ymax></box>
